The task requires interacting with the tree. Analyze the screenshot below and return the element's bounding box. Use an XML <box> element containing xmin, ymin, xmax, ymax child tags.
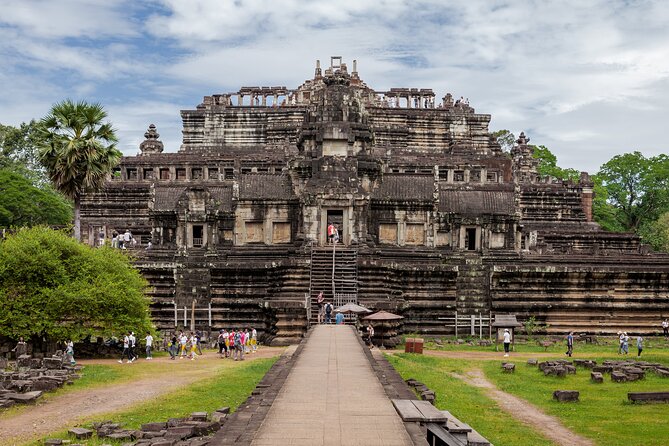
<box><xmin>531</xmin><ymin>145</ymin><xmax>580</xmax><ymax>182</ymax></box>
<box><xmin>491</xmin><ymin>129</ymin><xmax>515</xmax><ymax>152</ymax></box>
<box><xmin>596</xmin><ymin>151</ymin><xmax>669</xmax><ymax>232</ymax></box>
<box><xmin>37</xmin><ymin>100</ymin><xmax>121</xmax><ymax>240</ymax></box>
<box><xmin>0</xmin><ymin>169</ymin><xmax>72</xmax><ymax>227</ymax></box>
<box><xmin>0</xmin><ymin>120</ymin><xmax>47</xmax><ymax>185</ymax></box>
<box><xmin>637</xmin><ymin>211</ymin><xmax>669</xmax><ymax>252</ymax></box>
<box><xmin>0</xmin><ymin>227</ymin><xmax>153</xmax><ymax>341</ymax></box>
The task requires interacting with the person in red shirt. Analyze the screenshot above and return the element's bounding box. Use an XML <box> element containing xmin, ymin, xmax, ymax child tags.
<box><xmin>327</xmin><ymin>223</ymin><xmax>336</xmax><ymax>244</ymax></box>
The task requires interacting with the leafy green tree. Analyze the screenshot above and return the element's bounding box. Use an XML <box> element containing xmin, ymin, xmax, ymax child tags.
<box><xmin>37</xmin><ymin>100</ymin><xmax>121</xmax><ymax>240</ymax></box>
<box><xmin>491</xmin><ymin>129</ymin><xmax>515</xmax><ymax>152</ymax></box>
<box><xmin>0</xmin><ymin>169</ymin><xmax>72</xmax><ymax>227</ymax></box>
<box><xmin>0</xmin><ymin>120</ymin><xmax>46</xmax><ymax>184</ymax></box>
<box><xmin>637</xmin><ymin>211</ymin><xmax>669</xmax><ymax>252</ymax></box>
<box><xmin>596</xmin><ymin>151</ymin><xmax>669</xmax><ymax>232</ymax></box>
<box><xmin>0</xmin><ymin>227</ymin><xmax>153</xmax><ymax>341</ymax></box>
<box><xmin>531</xmin><ymin>145</ymin><xmax>580</xmax><ymax>182</ymax></box>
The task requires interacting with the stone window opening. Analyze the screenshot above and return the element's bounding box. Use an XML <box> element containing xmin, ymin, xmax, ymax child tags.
<box><xmin>257</xmin><ymin>167</ymin><xmax>269</xmax><ymax>173</ymax></box>
<box><xmin>454</xmin><ymin>170</ymin><xmax>465</xmax><ymax>182</ymax></box>
<box><xmin>192</xmin><ymin>225</ymin><xmax>204</xmax><ymax>247</ymax></box>
<box><xmin>208</xmin><ymin>167</ymin><xmax>219</xmax><ymax>179</ymax></box>
<box><xmin>160</xmin><ymin>168</ymin><xmax>170</xmax><ymax>180</ymax></box>
<box><xmin>224</xmin><ymin>168</ymin><xmax>235</xmax><ymax>179</ymax></box>
<box><xmin>112</xmin><ymin>167</ymin><xmax>121</xmax><ymax>180</ymax></box>
<box><xmin>470</xmin><ymin>170</ymin><xmax>481</xmax><ymax>182</ymax></box>
<box><xmin>192</xmin><ymin>168</ymin><xmax>203</xmax><ymax>180</ymax></box>
<box><xmin>176</xmin><ymin>168</ymin><xmax>186</xmax><ymax>180</ymax></box>
<box><xmin>143</xmin><ymin>168</ymin><xmax>154</xmax><ymax>180</ymax></box>
<box><xmin>126</xmin><ymin>168</ymin><xmax>137</xmax><ymax>180</ymax></box>
<box><xmin>241</xmin><ymin>167</ymin><xmax>252</xmax><ymax>174</ymax></box>
<box><xmin>465</xmin><ymin>228</ymin><xmax>477</xmax><ymax>251</ymax></box>
<box><xmin>486</xmin><ymin>171</ymin><xmax>498</xmax><ymax>183</ymax></box>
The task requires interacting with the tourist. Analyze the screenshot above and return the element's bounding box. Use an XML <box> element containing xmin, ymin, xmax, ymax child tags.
<box><xmin>327</xmin><ymin>223</ymin><xmax>336</xmax><ymax>244</ymax></box>
<box><xmin>622</xmin><ymin>332</ymin><xmax>630</xmax><ymax>355</ymax></box>
<box><xmin>334</xmin><ymin>226</ymin><xmax>340</xmax><ymax>244</ymax></box>
<box><xmin>128</xmin><ymin>332</ymin><xmax>137</xmax><ymax>362</ymax></box>
<box><xmin>251</xmin><ymin>327</ymin><xmax>258</xmax><ymax>353</ymax></box>
<box><xmin>179</xmin><ymin>331</ymin><xmax>188</xmax><ymax>358</ymax></box>
<box><xmin>335</xmin><ymin>311</ymin><xmax>344</xmax><ymax>325</ymax></box>
<box><xmin>366</xmin><ymin>323</ymin><xmax>375</xmax><ymax>347</ymax></box>
<box><xmin>228</xmin><ymin>329</ymin><xmax>235</xmax><ymax>358</ymax></box>
<box><xmin>169</xmin><ymin>333</ymin><xmax>178</xmax><ymax>360</ymax></box>
<box><xmin>195</xmin><ymin>330</ymin><xmax>203</xmax><ymax>355</ymax></box>
<box><xmin>617</xmin><ymin>331</ymin><xmax>624</xmax><ymax>354</ymax></box>
<box><xmin>12</xmin><ymin>336</ymin><xmax>27</xmax><ymax>359</ymax></box>
<box><xmin>218</xmin><ymin>329</ymin><xmax>226</xmax><ymax>355</ymax></box>
<box><xmin>503</xmin><ymin>329</ymin><xmax>511</xmax><ymax>357</ymax></box>
<box><xmin>317</xmin><ymin>291</ymin><xmax>324</xmax><ymax>324</ymax></box>
<box><xmin>119</xmin><ymin>333</ymin><xmax>130</xmax><ymax>363</ymax></box>
<box><xmin>663</xmin><ymin>319</ymin><xmax>668</xmax><ymax>337</ymax></box>
<box><xmin>233</xmin><ymin>328</ymin><xmax>244</xmax><ymax>361</ymax></box>
<box><xmin>244</xmin><ymin>328</ymin><xmax>251</xmax><ymax>354</ymax></box>
<box><xmin>111</xmin><ymin>231</ymin><xmax>119</xmax><ymax>248</ymax></box>
<box><xmin>65</xmin><ymin>340</ymin><xmax>75</xmax><ymax>365</ymax></box>
<box><xmin>188</xmin><ymin>333</ymin><xmax>198</xmax><ymax>360</ymax></box>
<box><xmin>122</xmin><ymin>229</ymin><xmax>133</xmax><ymax>249</ymax></box>
<box><xmin>325</xmin><ymin>302</ymin><xmax>333</xmax><ymax>324</ymax></box>
<box><xmin>565</xmin><ymin>332</ymin><xmax>574</xmax><ymax>357</ymax></box>
<box><xmin>145</xmin><ymin>332</ymin><xmax>153</xmax><ymax>360</ymax></box>
<box><xmin>637</xmin><ymin>335</ymin><xmax>644</xmax><ymax>357</ymax></box>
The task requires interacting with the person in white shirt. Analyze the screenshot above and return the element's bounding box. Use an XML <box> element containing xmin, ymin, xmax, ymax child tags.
<box><xmin>179</xmin><ymin>332</ymin><xmax>188</xmax><ymax>358</ymax></box>
<box><xmin>145</xmin><ymin>332</ymin><xmax>153</xmax><ymax>359</ymax></box>
<box><xmin>662</xmin><ymin>319</ymin><xmax>668</xmax><ymax>337</ymax></box>
<box><xmin>128</xmin><ymin>332</ymin><xmax>137</xmax><ymax>362</ymax></box>
<box><xmin>503</xmin><ymin>329</ymin><xmax>511</xmax><ymax>357</ymax></box>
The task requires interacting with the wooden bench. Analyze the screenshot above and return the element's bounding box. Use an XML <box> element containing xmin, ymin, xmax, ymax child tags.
<box><xmin>628</xmin><ymin>392</ymin><xmax>669</xmax><ymax>403</ymax></box>
<box><xmin>392</xmin><ymin>399</ymin><xmax>447</xmax><ymax>423</ymax></box>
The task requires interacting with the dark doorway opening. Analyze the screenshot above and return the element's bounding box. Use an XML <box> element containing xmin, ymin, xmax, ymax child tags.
<box><xmin>193</xmin><ymin>225</ymin><xmax>203</xmax><ymax>247</ymax></box>
<box><xmin>465</xmin><ymin>228</ymin><xmax>477</xmax><ymax>251</ymax></box>
<box><xmin>327</xmin><ymin>210</ymin><xmax>344</xmax><ymax>244</ymax></box>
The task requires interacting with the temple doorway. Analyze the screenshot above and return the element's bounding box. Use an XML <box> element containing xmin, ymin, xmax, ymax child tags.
<box><xmin>327</xmin><ymin>210</ymin><xmax>344</xmax><ymax>244</ymax></box>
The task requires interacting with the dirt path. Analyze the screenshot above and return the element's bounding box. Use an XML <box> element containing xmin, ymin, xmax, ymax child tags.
<box><xmin>0</xmin><ymin>348</ymin><xmax>283</xmax><ymax>445</ymax></box>
<box><xmin>453</xmin><ymin>368</ymin><xmax>594</xmax><ymax>446</ymax></box>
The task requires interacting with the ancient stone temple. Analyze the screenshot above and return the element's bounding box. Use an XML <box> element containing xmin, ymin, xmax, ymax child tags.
<box><xmin>81</xmin><ymin>57</ymin><xmax>669</xmax><ymax>344</ymax></box>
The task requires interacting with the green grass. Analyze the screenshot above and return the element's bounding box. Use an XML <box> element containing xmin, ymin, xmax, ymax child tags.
<box><xmin>30</xmin><ymin>356</ymin><xmax>278</xmax><ymax>446</ymax></box>
<box><xmin>386</xmin><ymin>353</ymin><xmax>556</xmax><ymax>446</ymax></box>
<box><xmin>483</xmin><ymin>355</ymin><xmax>669</xmax><ymax>446</ymax></box>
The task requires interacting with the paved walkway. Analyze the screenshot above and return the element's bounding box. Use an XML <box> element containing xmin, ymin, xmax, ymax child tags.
<box><xmin>251</xmin><ymin>325</ymin><xmax>414</xmax><ymax>446</ymax></box>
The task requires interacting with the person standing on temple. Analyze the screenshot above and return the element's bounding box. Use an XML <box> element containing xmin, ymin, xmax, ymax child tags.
<box><xmin>565</xmin><ymin>332</ymin><xmax>574</xmax><ymax>357</ymax></box>
<box><xmin>327</xmin><ymin>223</ymin><xmax>336</xmax><ymax>244</ymax></box>
<box><xmin>12</xmin><ymin>336</ymin><xmax>27</xmax><ymax>359</ymax></box>
<box><xmin>325</xmin><ymin>302</ymin><xmax>333</xmax><ymax>324</ymax></box>
<box><xmin>317</xmin><ymin>291</ymin><xmax>324</xmax><ymax>324</ymax></box>
<box><xmin>503</xmin><ymin>329</ymin><xmax>511</xmax><ymax>357</ymax></box>
<box><xmin>663</xmin><ymin>319</ymin><xmax>668</xmax><ymax>337</ymax></box>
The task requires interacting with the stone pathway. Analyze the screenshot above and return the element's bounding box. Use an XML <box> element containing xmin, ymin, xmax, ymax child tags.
<box><xmin>250</xmin><ymin>325</ymin><xmax>414</xmax><ymax>446</ymax></box>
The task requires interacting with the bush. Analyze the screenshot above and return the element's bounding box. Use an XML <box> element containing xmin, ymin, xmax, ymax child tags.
<box><xmin>0</xmin><ymin>227</ymin><xmax>153</xmax><ymax>340</ymax></box>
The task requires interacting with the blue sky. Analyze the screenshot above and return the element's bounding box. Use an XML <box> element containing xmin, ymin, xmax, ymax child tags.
<box><xmin>2</xmin><ymin>0</ymin><xmax>669</xmax><ymax>173</ymax></box>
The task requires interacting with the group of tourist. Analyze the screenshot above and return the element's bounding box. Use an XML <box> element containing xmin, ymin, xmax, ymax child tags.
<box><xmin>215</xmin><ymin>328</ymin><xmax>258</xmax><ymax>361</ymax></box>
<box><xmin>118</xmin><ymin>331</ymin><xmax>153</xmax><ymax>363</ymax></box>
<box><xmin>109</xmin><ymin>229</ymin><xmax>136</xmax><ymax>249</ymax></box>
<box><xmin>165</xmin><ymin>331</ymin><xmax>202</xmax><ymax>360</ymax></box>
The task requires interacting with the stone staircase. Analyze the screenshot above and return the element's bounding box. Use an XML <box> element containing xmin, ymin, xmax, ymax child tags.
<box><xmin>309</xmin><ymin>246</ymin><xmax>358</xmax><ymax>325</ymax></box>
<box><xmin>456</xmin><ymin>255</ymin><xmax>490</xmax><ymax>318</ymax></box>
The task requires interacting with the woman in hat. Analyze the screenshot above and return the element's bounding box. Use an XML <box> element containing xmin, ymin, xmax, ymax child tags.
<box><xmin>503</xmin><ymin>328</ymin><xmax>511</xmax><ymax>357</ymax></box>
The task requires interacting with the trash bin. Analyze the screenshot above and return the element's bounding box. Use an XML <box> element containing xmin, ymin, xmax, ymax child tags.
<box><xmin>413</xmin><ymin>338</ymin><xmax>424</xmax><ymax>354</ymax></box>
<box><xmin>405</xmin><ymin>338</ymin><xmax>415</xmax><ymax>353</ymax></box>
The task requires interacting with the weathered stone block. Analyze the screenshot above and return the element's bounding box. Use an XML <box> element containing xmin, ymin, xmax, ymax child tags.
<box><xmin>612</xmin><ymin>371</ymin><xmax>627</xmax><ymax>382</ymax></box>
<box><xmin>17</xmin><ymin>355</ymin><xmax>32</xmax><ymax>368</ymax></box>
<box><xmin>591</xmin><ymin>372</ymin><xmax>603</xmax><ymax>383</ymax></box>
<box><xmin>141</xmin><ymin>422</ymin><xmax>167</xmax><ymax>432</ymax></box>
<box><xmin>6</xmin><ymin>390</ymin><xmax>42</xmax><ymax>403</ymax></box>
<box><xmin>44</xmin><ymin>439</ymin><xmax>63</xmax><ymax>445</ymax></box>
<box><xmin>43</xmin><ymin>357</ymin><xmax>63</xmax><ymax>370</ymax></box>
<box><xmin>68</xmin><ymin>427</ymin><xmax>93</xmax><ymax>439</ymax></box>
<box><xmin>553</xmin><ymin>390</ymin><xmax>579</xmax><ymax>402</ymax></box>
<box><xmin>190</xmin><ymin>411</ymin><xmax>208</xmax><ymax>421</ymax></box>
<box><xmin>165</xmin><ymin>425</ymin><xmax>195</xmax><ymax>439</ymax></box>
<box><xmin>527</xmin><ymin>359</ymin><xmax>538</xmax><ymax>366</ymax></box>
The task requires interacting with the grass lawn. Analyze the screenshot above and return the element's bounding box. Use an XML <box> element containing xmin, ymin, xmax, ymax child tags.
<box><xmin>388</xmin><ymin>337</ymin><xmax>669</xmax><ymax>446</ymax></box>
<box><xmin>386</xmin><ymin>353</ymin><xmax>556</xmax><ymax>446</ymax></box>
<box><xmin>483</xmin><ymin>354</ymin><xmax>669</xmax><ymax>446</ymax></box>
<box><xmin>29</xmin><ymin>356</ymin><xmax>277</xmax><ymax>446</ymax></box>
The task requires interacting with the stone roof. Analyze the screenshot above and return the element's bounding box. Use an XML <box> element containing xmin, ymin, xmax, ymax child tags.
<box><xmin>209</xmin><ymin>186</ymin><xmax>233</xmax><ymax>210</ymax></box>
<box><xmin>439</xmin><ymin>190</ymin><xmax>514</xmax><ymax>215</ymax></box>
<box><xmin>374</xmin><ymin>175</ymin><xmax>434</xmax><ymax>201</ymax></box>
<box><xmin>239</xmin><ymin>174</ymin><xmax>295</xmax><ymax>200</ymax></box>
<box><xmin>154</xmin><ymin>187</ymin><xmax>186</xmax><ymax>211</ymax></box>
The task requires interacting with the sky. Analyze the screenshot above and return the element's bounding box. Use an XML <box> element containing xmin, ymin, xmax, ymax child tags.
<box><xmin>1</xmin><ymin>0</ymin><xmax>668</xmax><ymax>173</ymax></box>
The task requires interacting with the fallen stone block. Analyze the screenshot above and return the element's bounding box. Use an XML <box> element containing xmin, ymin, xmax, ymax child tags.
<box><xmin>43</xmin><ymin>357</ymin><xmax>63</xmax><ymax>370</ymax></box>
<box><xmin>146</xmin><ymin>440</ymin><xmax>176</xmax><ymax>446</ymax></box>
<box><xmin>565</xmin><ymin>365</ymin><xmax>576</xmax><ymax>374</ymax></box>
<box><xmin>612</xmin><ymin>371</ymin><xmax>627</xmax><ymax>383</ymax></box>
<box><xmin>141</xmin><ymin>422</ymin><xmax>168</xmax><ymax>432</ymax></box>
<box><xmin>502</xmin><ymin>363</ymin><xmax>515</xmax><ymax>373</ymax></box>
<box><xmin>190</xmin><ymin>411</ymin><xmax>208</xmax><ymax>421</ymax></box>
<box><xmin>191</xmin><ymin>420</ymin><xmax>221</xmax><ymax>436</ymax></box>
<box><xmin>167</xmin><ymin>418</ymin><xmax>186</xmax><ymax>428</ymax></box>
<box><xmin>17</xmin><ymin>355</ymin><xmax>32</xmax><ymax>368</ymax></box>
<box><xmin>165</xmin><ymin>425</ymin><xmax>196</xmax><ymax>439</ymax></box>
<box><xmin>553</xmin><ymin>390</ymin><xmax>579</xmax><ymax>402</ymax></box>
<box><xmin>6</xmin><ymin>390</ymin><xmax>42</xmax><ymax>403</ymax></box>
<box><xmin>420</xmin><ymin>390</ymin><xmax>435</xmax><ymax>404</ymax></box>
<box><xmin>527</xmin><ymin>359</ymin><xmax>538</xmax><ymax>366</ymax></box>
<box><xmin>68</xmin><ymin>427</ymin><xmax>93</xmax><ymax>439</ymax></box>
<box><xmin>215</xmin><ymin>406</ymin><xmax>230</xmax><ymax>414</ymax></box>
<box><xmin>655</xmin><ymin>368</ymin><xmax>669</xmax><ymax>378</ymax></box>
<box><xmin>211</xmin><ymin>412</ymin><xmax>227</xmax><ymax>423</ymax></box>
<box><xmin>44</xmin><ymin>439</ymin><xmax>63</xmax><ymax>445</ymax></box>
<box><xmin>105</xmin><ymin>430</ymin><xmax>134</xmax><ymax>440</ymax></box>
<box><xmin>591</xmin><ymin>372</ymin><xmax>603</xmax><ymax>383</ymax></box>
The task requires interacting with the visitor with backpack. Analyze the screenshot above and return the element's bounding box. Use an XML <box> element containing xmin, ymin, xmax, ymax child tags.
<box><xmin>565</xmin><ymin>332</ymin><xmax>574</xmax><ymax>357</ymax></box>
<box><xmin>145</xmin><ymin>332</ymin><xmax>153</xmax><ymax>360</ymax></box>
<box><xmin>325</xmin><ymin>302</ymin><xmax>333</xmax><ymax>324</ymax></box>
<box><xmin>218</xmin><ymin>329</ymin><xmax>227</xmax><ymax>356</ymax></box>
<box><xmin>168</xmin><ymin>333</ymin><xmax>178</xmax><ymax>360</ymax></box>
<box><xmin>233</xmin><ymin>328</ymin><xmax>244</xmax><ymax>361</ymax></box>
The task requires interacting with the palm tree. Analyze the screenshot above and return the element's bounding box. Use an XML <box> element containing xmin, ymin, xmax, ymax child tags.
<box><xmin>38</xmin><ymin>100</ymin><xmax>121</xmax><ymax>241</ymax></box>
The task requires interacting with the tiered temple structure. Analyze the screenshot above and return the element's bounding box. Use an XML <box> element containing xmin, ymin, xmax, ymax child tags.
<box><xmin>81</xmin><ymin>57</ymin><xmax>669</xmax><ymax>344</ymax></box>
